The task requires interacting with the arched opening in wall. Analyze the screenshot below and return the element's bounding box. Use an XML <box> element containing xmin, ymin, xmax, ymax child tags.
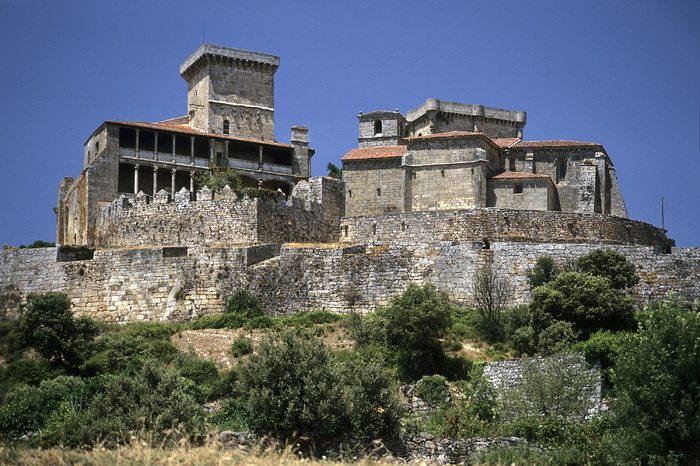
<box><xmin>374</xmin><ymin>119</ymin><xmax>382</xmax><ymax>136</ymax></box>
<box><xmin>175</xmin><ymin>171</ymin><xmax>190</xmax><ymax>193</ymax></box>
<box><xmin>556</xmin><ymin>158</ymin><xmax>567</xmax><ymax>183</ymax></box>
<box><xmin>223</xmin><ymin>120</ymin><xmax>230</xmax><ymax>135</ymax></box>
<box><xmin>261</xmin><ymin>179</ymin><xmax>293</xmax><ymax>196</ymax></box>
<box><xmin>239</xmin><ymin>174</ymin><xmax>258</xmax><ymax>190</ymax></box>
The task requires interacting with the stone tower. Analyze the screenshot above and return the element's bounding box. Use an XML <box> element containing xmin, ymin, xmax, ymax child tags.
<box><xmin>180</xmin><ymin>44</ymin><xmax>280</xmax><ymax>141</ymax></box>
<box><xmin>358</xmin><ymin>110</ymin><xmax>407</xmax><ymax>148</ymax></box>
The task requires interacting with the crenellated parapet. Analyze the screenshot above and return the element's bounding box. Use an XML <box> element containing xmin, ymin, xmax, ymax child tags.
<box><xmin>95</xmin><ymin>177</ymin><xmax>345</xmax><ymax>248</ymax></box>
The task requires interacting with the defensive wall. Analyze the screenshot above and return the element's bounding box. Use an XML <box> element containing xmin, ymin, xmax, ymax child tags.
<box><xmin>1</xmin><ymin>241</ymin><xmax>698</xmax><ymax>322</ymax></box>
<box><xmin>95</xmin><ymin>177</ymin><xmax>344</xmax><ymax>248</ymax></box>
<box><xmin>341</xmin><ymin>209</ymin><xmax>672</xmax><ymax>247</ymax></box>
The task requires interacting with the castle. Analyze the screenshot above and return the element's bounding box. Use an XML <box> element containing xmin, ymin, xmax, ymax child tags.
<box><xmin>1</xmin><ymin>45</ymin><xmax>697</xmax><ymax>323</ymax></box>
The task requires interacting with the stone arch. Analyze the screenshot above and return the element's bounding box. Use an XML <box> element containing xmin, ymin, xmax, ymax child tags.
<box><xmin>261</xmin><ymin>179</ymin><xmax>293</xmax><ymax>196</ymax></box>
<box><xmin>239</xmin><ymin>174</ymin><xmax>258</xmax><ymax>189</ymax></box>
<box><xmin>374</xmin><ymin>119</ymin><xmax>382</xmax><ymax>135</ymax></box>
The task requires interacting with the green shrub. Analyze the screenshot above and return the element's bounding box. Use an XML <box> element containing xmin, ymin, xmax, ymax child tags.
<box><xmin>526</xmin><ymin>254</ymin><xmax>560</xmax><ymax>289</ymax></box>
<box><xmin>231</xmin><ymin>338</ymin><xmax>254</xmax><ymax>357</ymax></box>
<box><xmin>239</xmin><ymin>330</ymin><xmax>347</xmax><ymax>439</ymax></box>
<box><xmin>18</xmin><ymin>240</ymin><xmax>55</xmax><ymax>249</ymax></box>
<box><xmin>575</xmin><ymin>248</ymin><xmax>639</xmax><ymax>291</ymax></box>
<box><xmin>16</xmin><ymin>292</ymin><xmax>99</xmax><ymax>371</ymax></box>
<box><xmin>86</xmin><ymin>360</ymin><xmax>206</xmax><ymax>447</ymax></box>
<box><xmin>0</xmin><ymin>358</ymin><xmax>64</xmax><ymax>392</ymax></box>
<box><xmin>173</xmin><ymin>352</ymin><xmax>219</xmax><ymax>402</ymax></box>
<box><xmin>210</xmin><ymin>397</ymin><xmax>250</xmax><ymax>431</ymax></box>
<box><xmin>225</xmin><ymin>289</ymin><xmax>263</xmax><ymax>320</ymax></box>
<box><xmin>415</xmin><ymin>375</ymin><xmax>450</xmax><ymax>407</ymax></box>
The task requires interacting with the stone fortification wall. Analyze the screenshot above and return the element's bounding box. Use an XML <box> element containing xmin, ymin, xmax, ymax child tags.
<box><xmin>341</xmin><ymin>208</ymin><xmax>672</xmax><ymax>247</ymax></box>
<box><xmin>1</xmin><ymin>242</ymin><xmax>697</xmax><ymax>322</ymax></box>
<box><xmin>95</xmin><ymin>177</ymin><xmax>344</xmax><ymax>248</ymax></box>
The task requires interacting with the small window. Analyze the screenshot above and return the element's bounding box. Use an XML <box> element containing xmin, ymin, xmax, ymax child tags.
<box><xmin>513</xmin><ymin>183</ymin><xmax>523</xmax><ymax>194</ymax></box>
<box><xmin>95</xmin><ymin>141</ymin><xmax>100</xmax><ymax>152</ymax></box>
<box><xmin>348</xmin><ymin>189</ymin><xmax>352</xmax><ymax>197</ymax></box>
<box><xmin>373</xmin><ymin>119</ymin><xmax>382</xmax><ymax>136</ymax></box>
<box><xmin>412</xmin><ymin>171</ymin><xmax>417</xmax><ymax>179</ymax></box>
<box><xmin>377</xmin><ymin>187</ymin><xmax>381</xmax><ymax>196</ymax></box>
<box><xmin>556</xmin><ymin>159</ymin><xmax>567</xmax><ymax>182</ymax></box>
<box><xmin>223</xmin><ymin>120</ymin><xmax>230</xmax><ymax>135</ymax></box>
<box><xmin>441</xmin><ymin>169</ymin><xmax>445</xmax><ymax>177</ymax></box>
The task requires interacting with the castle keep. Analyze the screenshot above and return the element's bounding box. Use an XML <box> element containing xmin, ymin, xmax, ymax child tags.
<box><xmin>1</xmin><ymin>44</ymin><xmax>697</xmax><ymax>323</ymax></box>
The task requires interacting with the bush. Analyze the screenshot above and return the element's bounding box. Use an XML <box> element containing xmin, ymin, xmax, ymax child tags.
<box><xmin>469</xmin><ymin>265</ymin><xmax>512</xmax><ymax>342</ymax></box>
<box><xmin>238</xmin><ymin>330</ymin><xmax>347</xmax><ymax>439</ymax></box>
<box><xmin>16</xmin><ymin>292</ymin><xmax>99</xmax><ymax>371</ymax></box>
<box><xmin>238</xmin><ymin>330</ymin><xmax>400</xmax><ymax>441</ymax></box>
<box><xmin>415</xmin><ymin>375</ymin><xmax>450</xmax><ymax>407</ymax></box>
<box><xmin>530</xmin><ymin>272</ymin><xmax>635</xmax><ymax>345</ymax></box>
<box><xmin>231</xmin><ymin>338</ymin><xmax>254</xmax><ymax>357</ymax></box>
<box><xmin>608</xmin><ymin>297</ymin><xmax>700</xmax><ymax>463</ymax></box>
<box><xmin>575</xmin><ymin>248</ymin><xmax>639</xmax><ymax>291</ymax></box>
<box><xmin>526</xmin><ymin>254</ymin><xmax>560</xmax><ymax>289</ymax></box>
<box><xmin>86</xmin><ymin>360</ymin><xmax>206</xmax><ymax>447</ymax></box>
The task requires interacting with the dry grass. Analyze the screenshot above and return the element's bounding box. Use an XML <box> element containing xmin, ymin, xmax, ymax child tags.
<box><xmin>0</xmin><ymin>443</ymin><xmax>407</xmax><ymax>465</ymax></box>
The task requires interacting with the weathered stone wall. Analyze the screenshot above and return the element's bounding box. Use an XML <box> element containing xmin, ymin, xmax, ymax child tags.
<box><xmin>95</xmin><ymin>177</ymin><xmax>344</xmax><ymax>248</ymax></box>
<box><xmin>340</xmin><ymin>208</ymin><xmax>672</xmax><ymax>247</ymax></box>
<box><xmin>343</xmin><ymin>158</ymin><xmax>405</xmax><ymax>216</ymax></box>
<box><xmin>1</xmin><ymin>242</ymin><xmax>697</xmax><ymax>322</ymax></box>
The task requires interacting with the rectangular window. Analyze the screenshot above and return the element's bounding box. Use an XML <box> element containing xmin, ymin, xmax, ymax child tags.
<box><xmin>377</xmin><ymin>187</ymin><xmax>381</xmax><ymax>196</ymax></box>
<box><xmin>513</xmin><ymin>183</ymin><xmax>523</xmax><ymax>194</ymax></box>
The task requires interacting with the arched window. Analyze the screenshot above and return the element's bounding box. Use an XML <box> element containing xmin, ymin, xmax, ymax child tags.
<box><xmin>373</xmin><ymin>119</ymin><xmax>382</xmax><ymax>136</ymax></box>
<box><xmin>556</xmin><ymin>158</ymin><xmax>567</xmax><ymax>183</ymax></box>
<box><xmin>223</xmin><ymin>120</ymin><xmax>230</xmax><ymax>135</ymax></box>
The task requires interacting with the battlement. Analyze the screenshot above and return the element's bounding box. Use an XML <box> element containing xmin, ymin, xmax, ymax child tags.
<box><xmin>95</xmin><ymin>177</ymin><xmax>345</xmax><ymax>248</ymax></box>
<box><xmin>180</xmin><ymin>44</ymin><xmax>280</xmax><ymax>79</ymax></box>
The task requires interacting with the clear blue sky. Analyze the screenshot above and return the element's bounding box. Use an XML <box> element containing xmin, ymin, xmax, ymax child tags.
<box><xmin>1</xmin><ymin>0</ymin><xmax>698</xmax><ymax>246</ymax></box>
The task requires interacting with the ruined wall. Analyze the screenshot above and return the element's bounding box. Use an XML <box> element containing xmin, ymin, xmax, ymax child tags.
<box><xmin>340</xmin><ymin>208</ymin><xmax>672</xmax><ymax>247</ymax></box>
<box><xmin>1</xmin><ymin>241</ymin><xmax>697</xmax><ymax>322</ymax></box>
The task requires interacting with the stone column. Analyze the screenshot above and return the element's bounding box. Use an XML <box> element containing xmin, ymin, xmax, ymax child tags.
<box><xmin>171</xmin><ymin>169</ymin><xmax>177</xmax><ymax>195</ymax></box>
<box><xmin>209</xmin><ymin>139</ymin><xmax>215</xmax><ymax>167</ymax></box>
<box><xmin>190</xmin><ymin>137</ymin><xmax>195</xmax><ymax>165</ymax></box>
<box><xmin>135</xmin><ymin>129</ymin><xmax>140</xmax><ymax>155</ymax></box>
<box><xmin>154</xmin><ymin>132</ymin><xmax>159</xmax><ymax>156</ymax></box>
<box><xmin>171</xmin><ymin>134</ymin><xmax>177</xmax><ymax>159</ymax></box>
<box><xmin>134</xmin><ymin>164</ymin><xmax>140</xmax><ymax>194</ymax></box>
<box><xmin>224</xmin><ymin>141</ymin><xmax>229</xmax><ymax>167</ymax></box>
<box><xmin>153</xmin><ymin>167</ymin><xmax>158</xmax><ymax>195</ymax></box>
<box><xmin>258</xmin><ymin>145</ymin><xmax>263</xmax><ymax>170</ymax></box>
<box><xmin>190</xmin><ymin>171</ymin><xmax>195</xmax><ymax>197</ymax></box>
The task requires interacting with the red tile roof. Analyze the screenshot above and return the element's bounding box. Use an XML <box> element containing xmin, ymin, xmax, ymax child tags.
<box><xmin>341</xmin><ymin>146</ymin><xmax>407</xmax><ymax>161</ymax></box>
<box><xmin>493</xmin><ymin>138</ymin><xmax>522</xmax><ymax>148</ymax></box>
<box><xmin>491</xmin><ymin>171</ymin><xmax>553</xmax><ymax>180</ymax></box>
<box><xmin>513</xmin><ymin>140</ymin><xmax>602</xmax><ymax>149</ymax></box>
<box><xmin>106</xmin><ymin>121</ymin><xmax>293</xmax><ymax>148</ymax></box>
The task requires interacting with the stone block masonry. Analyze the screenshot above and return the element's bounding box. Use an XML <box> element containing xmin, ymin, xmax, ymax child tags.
<box><xmin>95</xmin><ymin>177</ymin><xmax>344</xmax><ymax>248</ymax></box>
<box><xmin>0</xmin><ymin>241</ymin><xmax>697</xmax><ymax>323</ymax></box>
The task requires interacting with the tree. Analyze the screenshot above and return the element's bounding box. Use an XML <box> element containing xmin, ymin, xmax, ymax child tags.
<box><xmin>469</xmin><ymin>265</ymin><xmax>512</xmax><ymax>342</ymax></box>
<box><xmin>530</xmin><ymin>272</ymin><xmax>635</xmax><ymax>346</ymax></box>
<box><xmin>575</xmin><ymin>248</ymin><xmax>639</xmax><ymax>291</ymax></box>
<box><xmin>17</xmin><ymin>292</ymin><xmax>98</xmax><ymax>370</ymax></box>
<box><xmin>375</xmin><ymin>283</ymin><xmax>454</xmax><ymax>381</ymax></box>
<box><xmin>193</xmin><ymin>167</ymin><xmax>241</xmax><ymax>191</ymax></box>
<box><xmin>526</xmin><ymin>255</ymin><xmax>560</xmax><ymax>289</ymax></box>
<box><xmin>609</xmin><ymin>297</ymin><xmax>700</xmax><ymax>463</ymax></box>
<box><xmin>326</xmin><ymin>162</ymin><xmax>342</xmax><ymax>180</ymax></box>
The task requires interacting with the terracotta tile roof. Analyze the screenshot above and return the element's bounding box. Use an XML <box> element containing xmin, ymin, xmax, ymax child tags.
<box><xmin>341</xmin><ymin>145</ymin><xmax>407</xmax><ymax>161</ymax></box>
<box><xmin>106</xmin><ymin>121</ymin><xmax>293</xmax><ymax>148</ymax></box>
<box><xmin>513</xmin><ymin>140</ymin><xmax>602</xmax><ymax>149</ymax></box>
<box><xmin>493</xmin><ymin>138</ymin><xmax>522</xmax><ymax>148</ymax></box>
<box><xmin>491</xmin><ymin>171</ymin><xmax>553</xmax><ymax>180</ymax></box>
